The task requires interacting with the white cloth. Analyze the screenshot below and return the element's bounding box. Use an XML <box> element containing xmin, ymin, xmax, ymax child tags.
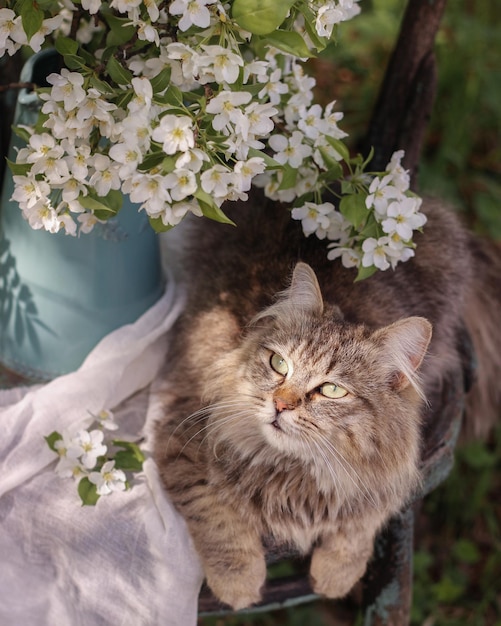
<box><xmin>0</xmin><ymin>277</ymin><xmax>204</xmax><ymax>626</ymax></box>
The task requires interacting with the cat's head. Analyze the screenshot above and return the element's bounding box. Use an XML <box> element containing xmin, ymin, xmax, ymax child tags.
<box><xmin>205</xmin><ymin>263</ymin><xmax>432</xmax><ymax>497</ymax></box>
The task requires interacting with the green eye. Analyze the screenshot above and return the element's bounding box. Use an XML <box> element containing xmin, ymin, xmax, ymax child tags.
<box><xmin>270</xmin><ymin>353</ymin><xmax>288</xmax><ymax>376</ymax></box>
<box><xmin>319</xmin><ymin>383</ymin><xmax>348</xmax><ymax>399</ymax></box>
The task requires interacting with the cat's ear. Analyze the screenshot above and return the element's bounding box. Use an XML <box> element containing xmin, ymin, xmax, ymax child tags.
<box><xmin>288</xmin><ymin>262</ymin><xmax>324</xmax><ymax>316</ymax></box>
<box><xmin>374</xmin><ymin>317</ymin><xmax>432</xmax><ymax>396</ymax></box>
<box><xmin>251</xmin><ymin>262</ymin><xmax>324</xmax><ymax>324</ymax></box>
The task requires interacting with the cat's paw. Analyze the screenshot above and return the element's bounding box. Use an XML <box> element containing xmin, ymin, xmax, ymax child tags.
<box><xmin>205</xmin><ymin>554</ymin><xmax>267</xmax><ymax>610</ymax></box>
<box><xmin>310</xmin><ymin>549</ymin><xmax>367</xmax><ymax>599</ymax></box>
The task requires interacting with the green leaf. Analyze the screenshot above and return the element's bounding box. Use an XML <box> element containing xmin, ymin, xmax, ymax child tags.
<box><xmin>77</xmin><ymin>193</ymin><xmax>120</xmax><ymax>219</ymax></box>
<box><xmin>341</xmin><ymin>179</ymin><xmax>356</xmax><ymax>195</ymax></box>
<box><xmin>63</xmin><ymin>54</ymin><xmax>91</xmax><ymax>72</ymax></box>
<box><xmin>163</xmin><ymin>85</ymin><xmax>185</xmax><ymax>108</ymax></box>
<box><xmin>432</xmin><ymin>577</ymin><xmax>465</xmax><ymax>604</ymax></box>
<box><xmin>89</xmin><ymin>74</ymin><xmax>114</xmax><ymax>95</ymax></box>
<box><xmin>11</xmin><ymin>125</ymin><xmax>32</xmax><ymax>143</ymax></box>
<box><xmin>103</xmin><ymin>13</ymin><xmax>137</xmax><ymax>47</ymax></box>
<box><xmin>149</xmin><ymin>216</ymin><xmax>175</xmax><ymax>233</ymax></box>
<box><xmin>453</xmin><ymin>539</ymin><xmax>480</xmax><ymax>565</ymax></box>
<box><xmin>359</xmin><ymin>214</ymin><xmax>383</xmax><ymax>240</ymax></box>
<box><xmin>45</xmin><ymin>431</ymin><xmax>62</xmax><ymax>452</ymax></box>
<box><xmin>138</xmin><ymin>151</ymin><xmax>167</xmax><ymax>172</ymax></box>
<box><xmin>78</xmin><ymin>477</ymin><xmax>100</xmax><ymax>506</ymax></box>
<box><xmin>114</xmin><ymin>451</ymin><xmax>143</xmax><ymax>471</ymax></box>
<box><xmin>461</xmin><ymin>442</ymin><xmax>497</xmax><ymax>469</ymax></box>
<box><xmin>7</xmin><ymin>158</ymin><xmax>31</xmax><ymax>176</ymax></box>
<box><xmin>339</xmin><ymin>194</ymin><xmax>369</xmax><ymax>230</ymax></box>
<box><xmin>113</xmin><ymin>441</ymin><xmax>145</xmax><ymax>472</ymax></box>
<box><xmin>194</xmin><ymin>190</ymin><xmax>235</xmax><ymax>226</ymax></box>
<box><xmin>300</xmin><ymin>6</ymin><xmax>329</xmax><ymax>52</ymax></box>
<box><xmin>106</xmin><ymin>55</ymin><xmax>133</xmax><ymax>86</ymax></box>
<box><xmin>232</xmin><ymin>0</ymin><xmax>296</xmax><ymax>35</ymax></box>
<box><xmin>150</xmin><ymin>68</ymin><xmax>172</xmax><ymax>95</ymax></box>
<box><xmin>113</xmin><ymin>440</ymin><xmax>146</xmax><ymax>472</ymax></box>
<box><xmin>247</xmin><ymin>147</ymin><xmax>282</xmax><ymax>170</ymax></box>
<box><xmin>263</xmin><ymin>30</ymin><xmax>314</xmax><ymax>58</ymax></box>
<box><xmin>324</xmin><ymin>135</ymin><xmax>351</xmax><ymax>163</ymax></box>
<box><xmin>55</xmin><ymin>37</ymin><xmax>79</xmax><ymax>57</ymax></box>
<box><xmin>317</xmin><ymin>147</ymin><xmax>343</xmax><ymax>175</ymax></box>
<box><xmin>355</xmin><ymin>264</ymin><xmax>378</xmax><ymax>282</ymax></box>
<box><xmin>103</xmin><ymin>189</ymin><xmax>123</xmax><ymax>213</ymax></box>
<box><xmin>20</xmin><ymin>1</ymin><xmax>44</xmax><ymax>40</ymax></box>
<box><xmin>277</xmin><ymin>164</ymin><xmax>297</xmax><ymax>190</ymax></box>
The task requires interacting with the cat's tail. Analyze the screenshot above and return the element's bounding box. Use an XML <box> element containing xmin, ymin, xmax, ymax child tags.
<box><xmin>462</xmin><ymin>235</ymin><xmax>501</xmax><ymax>438</ymax></box>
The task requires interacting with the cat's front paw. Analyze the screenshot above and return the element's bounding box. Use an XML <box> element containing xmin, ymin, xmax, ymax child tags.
<box><xmin>310</xmin><ymin>548</ymin><xmax>368</xmax><ymax>599</ymax></box>
<box><xmin>205</xmin><ymin>554</ymin><xmax>267</xmax><ymax>610</ymax></box>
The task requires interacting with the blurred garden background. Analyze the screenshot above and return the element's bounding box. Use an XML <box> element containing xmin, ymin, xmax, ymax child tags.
<box><xmin>199</xmin><ymin>0</ymin><xmax>501</xmax><ymax>624</ymax></box>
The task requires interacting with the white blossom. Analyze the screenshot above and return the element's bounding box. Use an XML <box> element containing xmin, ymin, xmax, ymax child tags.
<box><xmin>78</xmin><ymin>212</ymin><xmax>104</xmax><ymax>234</ymax></box>
<box><xmin>327</xmin><ymin>244</ymin><xmax>362</xmax><ymax>268</ymax></box>
<box><xmin>175</xmin><ymin>148</ymin><xmax>209</xmax><ymax>173</ymax></box>
<box><xmin>68</xmin><ymin>429</ymin><xmax>107</xmax><ymax>469</ymax></box>
<box><xmin>4</xmin><ymin>0</ymin><xmax>422</xmax><ymax>275</ymax></box>
<box><xmin>152</xmin><ymin>115</ymin><xmax>195</xmax><ymax>154</ymax></box>
<box><xmin>89</xmin><ymin>460</ymin><xmax>127</xmax><ymax>496</ymax></box>
<box><xmin>169</xmin><ymin>0</ymin><xmax>214</xmax><ymax>31</ymax></box>
<box><xmin>233</xmin><ymin>157</ymin><xmax>266</xmax><ymax>192</ymax></box>
<box><xmin>365</xmin><ymin>174</ymin><xmax>401</xmax><ymax>217</ymax></box>
<box><xmin>124</xmin><ymin>171</ymin><xmax>172</xmax><ymax>214</ymax></box>
<box><xmin>258</xmin><ymin>68</ymin><xmax>289</xmax><ymax>105</ymax></box>
<box><xmin>95</xmin><ymin>409</ymin><xmax>119</xmax><ymax>431</ymax></box>
<box><xmin>268</xmin><ymin>131</ymin><xmax>312</xmax><ymax>168</ymax></box>
<box><xmin>381</xmin><ymin>197</ymin><xmax>426</xmax><ymax>241</ymax></box>
<box><xmin>46</xmin><ymin>69</ymin><xmax>86</xmax><ymax>111</ymax></box>
<box><xmin>109</xmin><ymin>142</ymin><xmax>143</xmax><ymax>178</ymax></box>
<box><xmin>361</xmin><ymin>237</ymin><xmax>393</xmax><ymax>271</ymax></box>
<box><xmin>206</xmin><ymin>90</ymin><xmax>251</xmax><ymax>134</ymax></box>
<box><xmin>200</xmin><ymin>164</ymin><xmax>232</xmax><ymax>198</ymax></box>
<box><xmin>88</xmin><ymin>155</ymin><xmax>122</xmax><ymax>196</ymax></box>
<box><xmin>198</xmin><ymin>45</ymin><xmax>243</xmax><ymax>84</ymax></box>
<box><xmin>291</xmin><ymin>202</ymin><xmax>333</xmax><ymax>238</ymax></box>
<box><xmin>164</xmin><ymin>168</ymin><xmax>197</xmax><ymax>201</ymax></box>
<box><xmin>297</xmin><ymin>104</ymin><xmax>326</xmax><ymax>140</ymax></box>
<box><xmin>11</xmin><ymin>175</ymin><xmax>50</xmax><ymax>209</ymax></box>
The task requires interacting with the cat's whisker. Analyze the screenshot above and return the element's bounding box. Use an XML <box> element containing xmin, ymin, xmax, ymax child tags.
<box><xmin>199</xmin><ymin>411</ymin><xmax>254</xmax><ymax>452</ymax></box>
<box><xmin>166</xmin><ymin>397</ymin><xmax>262</xmax><ymax>450</ymax></box>
<box><xmin>303</xmin><ymin>436</ymin><xmax>345</xmax><ymax>505</ymax></box>
<box><xmin>176</xmin><ymin>411</ymin><xmax>245</xmax><ymax>460</ymax></box>
<box><xmin>314</xmin><ymin>431</ymin><xmax>378</xmax><ymax>509</ymax></box>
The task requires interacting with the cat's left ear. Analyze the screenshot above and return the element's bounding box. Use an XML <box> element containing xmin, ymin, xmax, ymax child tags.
<box><xmin>374</xmin><ymin>317</ymin><xmax>432</xmax><ymax>395</ymax></box>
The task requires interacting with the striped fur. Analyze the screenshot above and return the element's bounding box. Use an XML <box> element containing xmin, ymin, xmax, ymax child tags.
<box><xmin>154</xmin><ymin>194</ymin><xmax>501</xmax><ymax>609</ymax></box>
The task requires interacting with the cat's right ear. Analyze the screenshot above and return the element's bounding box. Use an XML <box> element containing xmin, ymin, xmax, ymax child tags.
<box><xmin>288</xmin><ymin>262</ymin><xmax>324</xmax><ymax>316</ymax></box>
<box><xmin>251</xmin><ymin>262</ymin><xmax>324</xmax><ymax>324</ymax></box>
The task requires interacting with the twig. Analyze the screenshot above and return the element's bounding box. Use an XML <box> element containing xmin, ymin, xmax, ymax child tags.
<box><xmin>0</xmin><ymin>82</ymin><xmax>37</xmax><ymax>93</ymax></box>
<box><xmin>360</xmin><ymin>0</ymin><xmax>448</xmax><ymax>188</ymax></box>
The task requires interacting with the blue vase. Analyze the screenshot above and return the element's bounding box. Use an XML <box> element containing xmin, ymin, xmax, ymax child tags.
<box><xmin>0</xmin><ymin>49</ymin><xmax>165</xmax><ymax>380</ymax></box>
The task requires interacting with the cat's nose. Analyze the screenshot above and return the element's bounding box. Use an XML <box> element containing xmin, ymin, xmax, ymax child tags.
<box><xmin>274</xmin><ymin>397</ymin><xmax>294</xmax><ymax>413</ymax></box>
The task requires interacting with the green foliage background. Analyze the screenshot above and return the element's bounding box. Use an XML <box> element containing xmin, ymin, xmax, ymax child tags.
<box><xmin>200</xmin><ymin>1</ymin><xmax>501</xmax><ymax>624</ymax></box>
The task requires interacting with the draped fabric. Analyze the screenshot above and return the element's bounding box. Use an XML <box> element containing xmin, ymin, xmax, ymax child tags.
<box><xmin>0</xmin><ymin>278</ymin><xmax>204</xmax><ymax>626</ymax></box>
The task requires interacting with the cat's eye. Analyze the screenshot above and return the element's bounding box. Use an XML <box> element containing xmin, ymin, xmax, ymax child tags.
<box><xmin>319</xmin><ymin>383</ymin><xmax>348</xmax><ymax>399</ymax></box>
<box><xmin>270</xmin><ymin>353</ymin><xmax>288</xmax><ymax>376</ymax></box>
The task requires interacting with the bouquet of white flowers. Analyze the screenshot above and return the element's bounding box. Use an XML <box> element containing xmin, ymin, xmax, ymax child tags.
<box><xmin>1</xmin><ymin>0</ymin><xmax>426</xmax><ymax>280</ymax></box>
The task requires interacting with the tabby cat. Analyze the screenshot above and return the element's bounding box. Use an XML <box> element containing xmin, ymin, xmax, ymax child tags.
<box><xmin>154</xmin><ymin>194</ymin><xmax>501</xmax><ymax>610</ymax></box>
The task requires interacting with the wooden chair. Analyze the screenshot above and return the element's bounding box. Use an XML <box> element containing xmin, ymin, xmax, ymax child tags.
<box><xmin>198</xmin><ymin>1</ymin><xmax>465</xmax><ymax>623</ymax></box>
<box><xmin>1</xmin><ymin>1</ymin><xmax>464</xmax><ymax>623</ymax></box>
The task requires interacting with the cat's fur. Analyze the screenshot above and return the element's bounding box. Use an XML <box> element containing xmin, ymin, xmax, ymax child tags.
<box><xmin>154</xmin><ymin>194</ymin><xmax>501</xmax><ymax>610</ymax></box>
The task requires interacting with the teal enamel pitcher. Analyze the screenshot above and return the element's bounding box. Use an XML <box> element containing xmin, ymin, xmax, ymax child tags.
<box><xmin>0</xmin><ymin>49</ymin><xmax>164</xmax><ymax>380</ymax></box>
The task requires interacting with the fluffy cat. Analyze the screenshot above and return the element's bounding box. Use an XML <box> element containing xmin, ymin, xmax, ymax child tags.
<box><xmin>154</xmin><ymin>194</ymin><xmax>501</xmax><ymax>610</ymax></box>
